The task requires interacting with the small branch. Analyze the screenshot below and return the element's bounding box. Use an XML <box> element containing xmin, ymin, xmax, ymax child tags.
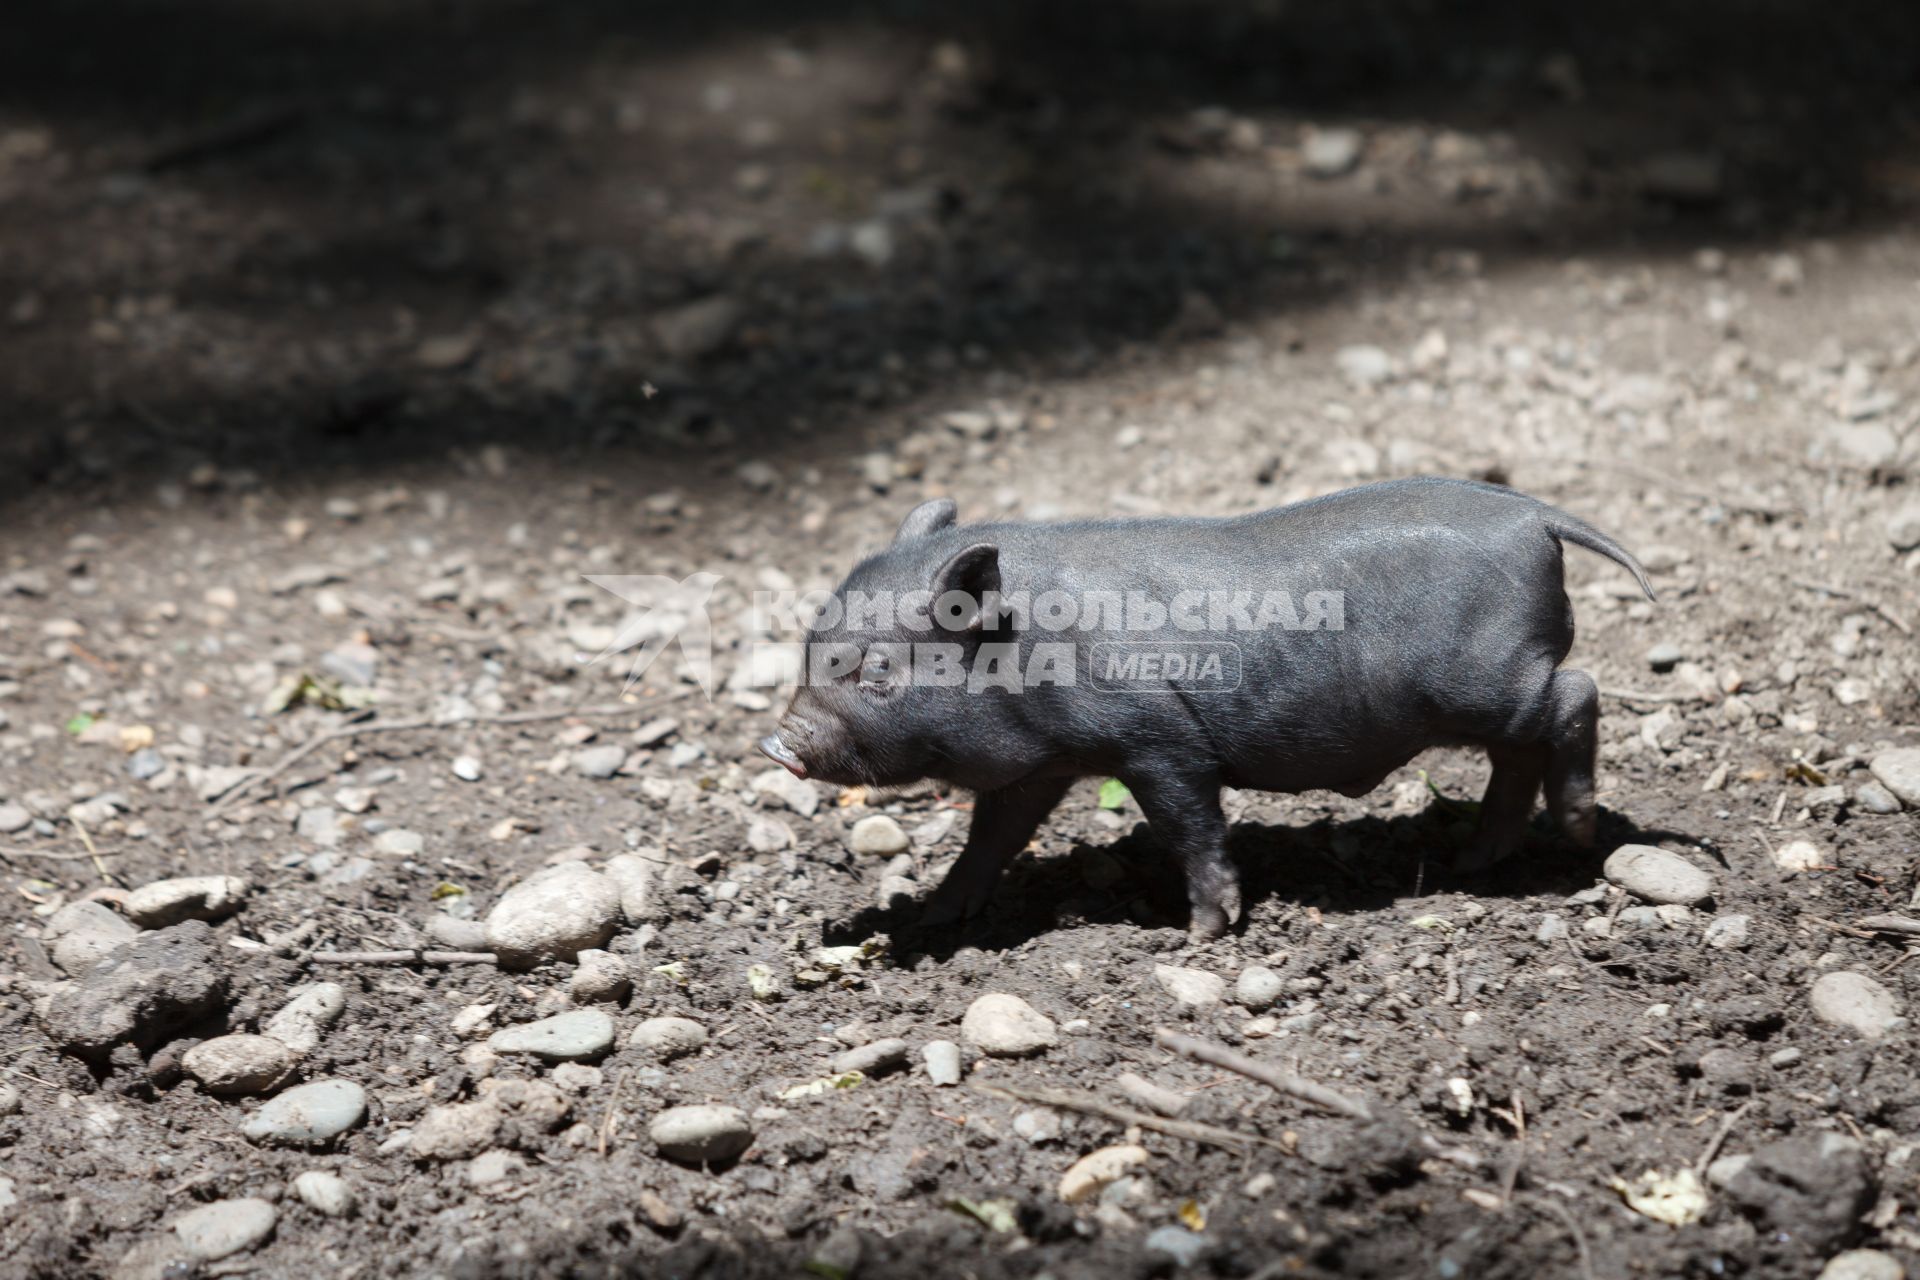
<box><xmin>1695</xmin><ymin>1100</ymin><xmax>1755</xmax><ymax>1176</ymax></box>
<box><xmin>1155</xmin><ymin>1029</ymin><xmax>1373</xmax><ymax>1121</ymax></box>
<box><xmin>1600</xmin><ymin>688</ymin><xmax>1710</xmax><ymax>706</ymax></box>
<box><xmin>972</xmin><ymin>1081</ymin><xmax>1286</xmax><ymax>1153</ymax></box>
<box><xmin>69</xmin><ymin>816</ymin><xmax>116</xmax><ymax>885</ymax></box>
<box><xmin>1519</xmin><ymin>1193</ymin><xmax>1595</xmax><ymax>1280</ymax></box>
<box><xmin>1791</xmin><ymin>579</ymin><xmax>1913</xmax><ymax>636</ymax></box>
<box><xmin>1857</xmin><ymin>915</ymin><xmax>1920</xmax><ymax>938</ymax></box>
<box><xmin>210</xmin><ymin>696</ymin><xmax>687</xmax><ymax>811</ymax></box>
<box><xmin>306</xmin><ymin>950</ymin><xmax>498</xmax><ymax>966</ymax></box>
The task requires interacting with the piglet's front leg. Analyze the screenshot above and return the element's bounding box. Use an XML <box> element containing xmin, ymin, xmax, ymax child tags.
<box><xmin>921</xmin><ymin>777</ymin><xmax>1073</xmax><ymax>927</ymax></box>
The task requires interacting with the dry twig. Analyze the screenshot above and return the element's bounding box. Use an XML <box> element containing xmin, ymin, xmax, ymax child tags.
<box><xmin>210</xmin><ymin>697</ymin><xmax>684</xmax><ymax>811</ymax></box>
<box><xmin>306</xmin><ymin>950</ymin><xmax>498</xmax><ymax>966</ymax></box>
<box><xmin>1695</xmin><ymin>1100</ymin><xmax>1755</xmax><ymax>1175</ymax></box>
<box><xmin>1155</xmin><ymin>1029</ymin><xmax>1373</xmax><ymax>1121</ymax></box>
<box><xmin>972</xmin><ymin>1081</ymin><xmax>1286</xmax><ymax>1153</ymax></box>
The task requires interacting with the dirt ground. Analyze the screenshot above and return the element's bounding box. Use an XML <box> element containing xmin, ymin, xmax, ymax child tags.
<box><xmin>3</xmin><ymin>2</ymin><xmax>1920</xmax><ymax>1277</ymax></box>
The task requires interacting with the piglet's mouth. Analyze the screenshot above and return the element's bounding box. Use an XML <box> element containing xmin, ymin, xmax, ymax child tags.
<box><xmin>758</xmin><ymin>734</ymin><xmax>808</xmax><ymax>779</ymax></box>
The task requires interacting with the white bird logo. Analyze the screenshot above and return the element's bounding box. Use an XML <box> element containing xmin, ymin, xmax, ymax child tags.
<box><xmin>581</xmin><ymin>572</ymin><xmax>723</xmax><ymax>697</ymax></box>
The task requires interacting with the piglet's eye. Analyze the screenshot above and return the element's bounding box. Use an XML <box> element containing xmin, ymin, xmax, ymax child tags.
<box><xmin>859</xmin><ymin>650</ymin><xmax>891</xmax><ymax>684</ymax></box>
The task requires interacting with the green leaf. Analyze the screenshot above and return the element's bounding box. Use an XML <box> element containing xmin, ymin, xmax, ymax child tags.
<box><xmin>803</xmin><ymin>1263</ymin><xmax>849</xmax><ymax>1280</ymax></box>
<box><xmin>1097</xmin><ymin>778</ymin><xmax>1131</xmax><ymax>810</ymax></box>
<box><xmin>65</xmin><ymin>712</ymin><xmax>95</xmax><ymax>736</ymax></box>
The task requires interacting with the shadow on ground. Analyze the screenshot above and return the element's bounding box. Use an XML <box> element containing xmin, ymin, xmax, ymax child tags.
<box><xmin>2</xmin><ymin>0</ymin><xmax>1915</xmax><ymax>507</ymax></box>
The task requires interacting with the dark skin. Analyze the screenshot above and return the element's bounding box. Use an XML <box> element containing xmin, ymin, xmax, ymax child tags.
<box><xmin>763</xmin><ymin>477</ymin><xmax>1651</xmax><ymax>943</ymax></box>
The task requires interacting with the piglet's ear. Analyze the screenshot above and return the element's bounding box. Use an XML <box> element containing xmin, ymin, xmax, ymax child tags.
<box><xmin>893</xmin><ymin>498</ymin><xmax>957</xmax><ymax>545</ymax></box>
<box><xmin>929</xmin><ymin>543</ymin><xmax>1000</xmax><ymax>632</ymax></box>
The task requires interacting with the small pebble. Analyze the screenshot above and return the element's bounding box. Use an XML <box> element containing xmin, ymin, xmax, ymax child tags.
<box><xmin>241</xmin><ymin>1079</ymin><xmax>367</xmax><ymax>1146</ymax></box>
<box><xmin>1603</xmin><ymin>844</ymin><xmax>1714</xmax><ymax>906</ymax></box>
<box><xmin>452</xmin><ymin>756</ymin><xmax>483</xmax><ymax>782</ymax></box>
<box><xmin>629</xmin><ymin>1016</ymin><xmax>709</xmax><ymax>1060</ymax></box>
<box><xmin>184</xmin><ymin>1034</ymin><xmax>297</xmax><ymax>1095</ymax></box>
<box><xmin>1855</xmin><ymin>782</ymin><xmax>1902</xmax><ymax>815</ymax></box>
<box><xmin>831</xmin><ymin>1038</ymin><xmax>909</xmax><ymax>1076</ymax></box>
<box><xmin>1868</xmin><ymin>748</ymin><xmax>1920</xmax><ymax>808</ymax></box>
<box><xmin>1819</xmin><ymin>1250</ymin><xmax>1906</xmax><ymax>1280</ymax></box>
<box><xmin>849</xmin><ymin>814</ymin><xmax>909</xmax><ymax>855</ymax></box>
<box><xmin>1535</xmin><ymin>914</ymin><xmax>1569</xmax><ymax>944</ymax></box>
<box><xmin>293</xmin><ymin>1170</ymin><xmax>353</xmax><ymax>1217</ymax></box>
<box><xmin>1704</xmin><ymin>915</ymin><xmax>1752</xmax><ymax>950</ymax></box>
<box><xmin>264</xmin><ymin>983</ymin><xmax>348</xmax><ymax>1056</ymax></box>
<box><xmin>1145</xmin><ymin>1225</ymin><xmax>1209</xmax><ymax>1269</ymax></box>
<box><xmin>43</xmin><ymin>900</ymin><xmax>136</xmax><ymax>976</ymax></box>
<box><xmin>923</xmin><ymin>1040</ymin><xmax>962</xmax><ymax>1086</ymax></box>
<box><xmin>124</xmin><ymin>875</ymin><xmax>249</xmax><ymax>928</ymax></box>
<box><xmin>173</xmin><ymin>1198</ymin><xmax>278</xmax><ymax>1261</ymax></box>
<box><xmin>650</xmin><ymin>1104</ymin><xmax>754</xmax><ymax>1165</ymax></box>
<box><xmin>569</xmin><ymin>950</ymin><xmax>632</xmax><ymax>1003</ymax></box>
<box><xmin>488</xmin><ymin>1010</ymin><xmax>616</xmax><ymax>1062</ymax></box>
<box><xmin>1646</xmin><ymin>642</ymin><xmax>1684</xmax><ymax>672</ymax></box>
<box><xmin>573</xmin><ymin>745</ymin><xmax>628</xmax><ymax>779</ymax></box>
<box><xmin>485</xmin><ymin>863</ymin><xmax>623</xmax><ymax>968</ymax></box>
<box><xmin>1234</xmin><ymin>965</ymin><xmax>1284</xmax><ymax>1010</ymax></box>
<box><xmin>1154</xmin><ymin>964</ymin><xmax>1226</xmax><ymax>1008</ymax></box>
<box><xmin>1810</xmin><ymin>971</ymin><xmax>1904</xmax><ymax>1039</ymax></box>
<box><xmin>962</xmin><ymin>993</ymin><xmax>1058</xmax><ymax>1057</ymax></box>
<box><xmin>1772</xmin><ymin>840</ymin><xmax>1825</xmax><ymax>872</ymax></box>
<box><xmin>1059</xmin><ymin>1144</ymin><xmax>1149</xmax><ymax>1204</ymax></box>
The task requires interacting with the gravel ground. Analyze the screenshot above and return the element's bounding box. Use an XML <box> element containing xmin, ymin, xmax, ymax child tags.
<box><xmin>2</xmin><ymin>3</ymin><xmax>1920</xmax><ymax>1278</ymax></box>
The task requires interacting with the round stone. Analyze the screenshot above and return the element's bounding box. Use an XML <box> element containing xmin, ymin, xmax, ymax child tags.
<box><xmin>172</xmin><ymin>1198</ymin><xmax>277</xmax><ymax>1260</ymax></box>
<box><xmin>1811</xmin><ymin>971</ymin><xmax>1904</xmax><ymax>1040</ymax></box>
<box><xmin>263</xmin><ymin>983</ymin><xmax>347</xmax><ymax>1056</ymax></box>
<box><xmin>962</xmin><ymin>993</ymin><xmax>1057</xmax><ymax>1057</ymax></box>
<box><xmin>922</xmin><ymin>1040</ymin><xmax>962</xmax><ymax>1086</ymax></box>
<box><xmin>1819</xmin><ymin>1249</ymin><xmax>1905</xmax><ymax>1280</ymax></box>
<box><xmin>484</xmin><ymin>862</ymin><xmax>622</xmax><ymax>968</ymax></box>
<box><xmin>1234</xmin><ymin>965</ymin><xmax>1285</xmax><ymax>1010</ymax></box>
<box><xmin>1059</xmin><ymin>1144</ymin><xmax>1150</xmax><ymax>1204</ymax></box>
<box><xmin>43</xmin><ymin>900</ymin><xmax>136</xmax><ymax>976</ymax></box>
<box><xmin>125</xmin><ymin>875</ymin><xmax>249</xmax><ymax>928</ymax></box>
<box><xmin>629</xmin><ymin>1016</ymin><xmax>708</xmax><ymax>1061</ymax></box>
<box><xmin>183</xmin><ymin>1034</ymin><xmax>296</xmax><ymax>1095</ymax></box>
<box><xmin>650</xmin><ymin>1105</ymin><xmax>753</xmax><ymax>1165</ymax></box>
<box><xmin>1868</xmin><ymin>748</ymin><xmax>1920</xmax><ymax>809</ymax></box>
<box><xmin>293</xmin><ymin>1170</ymin><xmax>353</xmax><ymax>1217</ymax></box>
<box><xmin>831</xmin><ymin>1039</ymin><xmax>908</xmax><ymax>1076</ymax></box>
<box><xmin>241</xmin><ymin>1079</ymin><xmax>367</xmax><ymax>1146</ymax></box>
<box><xmin>1603</xmin><ymin>845</ymin><xmax>1714</xmax><ymax>906</ymax></box>
<box><xmin>849</xmin><ymin>815</ymin><xmax>909</xmax><ymax>856</ymax></box>
<box><xmin>488</xmin><ymin>1010</ymin><xmax>616</xmax><ymax>1062</ymax></box>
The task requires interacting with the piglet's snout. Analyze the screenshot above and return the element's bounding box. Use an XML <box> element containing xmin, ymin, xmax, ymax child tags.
<box><xmin>759</xmin><ymin>732</ymin><xmax>808</xmax><ymax>778</ymax></box>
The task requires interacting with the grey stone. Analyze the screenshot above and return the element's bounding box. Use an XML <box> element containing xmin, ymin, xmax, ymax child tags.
<box><xmin>962</xmin><ymin>993</ymin><xmax>1057</xmax><ymax>1056</ymax></box>
<box><xmin>0</xmin><ymin>802</ymin><xmax>31</xmax><ymax>834</ymax></box>
<box><xmin>172</xmin><ymin>1198</ymin><xmax>277</xmax><ymax>1261</ymax></box>
<box><xmin>849</xmin><ymin>814</ymin><xmax>909</xmax><ymax>855</ymax></box>
<box><xmin>651</xmin><ymin>1104</ymin><xmax>754</xmax><ymax>1165</ymax></box>
<box><xmin>1603</xmin><ymin>845</ymin><xmax>1714</xmax><ymax>905</ymax></box>
<box><xmin>630</xmin><ymin>1016</ymin><xmax>709</xmax><ymax>1061</ymax></box>
<box><xmin>183</xmin><ymin>1034</ymin><xmax>296</xmax><ymax>1095</ymax></box>
<box><xmin>573</xmin><ymin>746</ymin><xmax>628</xmax><ymax>779</ymax></box>
<box><xmin>293</xmin><ymin>1170</ymin><xmax>353</xmax><ymax>1217</ymax></box>
<box><xmin>603</xmin><ymin>853</ymin><xmax>655</xmax><ymax>923</ymax></box>
<box><xmin>1235</xmin><ymin>965</ymin><xmax>1285</xmax><ymax>1009</ymax></box>
<box><xmin>484</xmin><ymin>862</ymin><xmax>622</xmax><ymax>968</ymax></box>
<box><xmin>1646</xmin><ymin>642</ymin><xmax>1684</xmax><ymax>672</ymax></box>
<box><xmin>1868</xmin><ymin>748</ymin><xmax>1920</xmax><ymax>808</ymax></box>
<box><xmin>1335</xmin><ymin>344</ymin><xmax>1392</xmax><ymax>387</ymax></box>
<box><xmin>1535</xmin><ymin>913</ymin><xmax>1570</xmax><ymax>944</ymax></box>
<box><xmin>264</xmin><ymin>983</ymin><xmax>347</xmax><ymax>1056</ymax></box>
<box><xmin>373</xmin><ymin>828</ymin><xmax>424</xmax><ymax>857</ymax></box>
<box><xmin>923</xmin><ymin>1040</ymin><xmax>962</xmax><ymax>1086</ymax></box>
<box><xmin>1145</xmin><ymin>1225</ymin><xmax>1209</xmax><ymax>1269</ymax></box>
<box><xmin>44</xmin><ymin>900</ymin><xmax>136</xmax><ymax>975</ymax></box>
<box><xmin>42</xmin><ymin>922</ymin><xmax>227</xmax><ymax>1062</ymax></box>
<box><xmin>568</xmin><ymin>950</ymin><xmax>631</xmax><ymax>1003</ymax></box>
<box><xmin>653</xmin><ymin>295</ymin><xmax>741</xmax><ymax>360</ymax></box>
<box><xmin>1810</xmin><ymin>971</ymin><xmax>1903</xmax><ymax>1039</ymax></box>
<box><xmin>124</xmin><ymin>875</ymin><xmax>249</xmax><ymax>928</ymax></box>
<box><xmin>831</xmin><ymin>1038</ymin><xmax>908</xmax><ymax>1076</ymax></box>
<box><xmin>1888</xmin><ymin>499</ymin><xmax>1920</xmax><ymax>552</ymax></box>
<box><xmin>241</xmin><ymin>1079</ymin><xmax>367</xmax><ymax>1146</ymax></box>
<box><xmin>1818</xmin><ymin>1249</ymin><xmax>1905</xmax><ymax>1280</ymax></box>
<box><xmin>1154</xmin><ymin>964</ymin><xmax>1226</xmax><ymax>1008</ymax></box>
<box><xmin>751</xmin><ymin>768</ymin><xmax>820</xmax><ymax>816</ymax></box>
<box><xmin>1303</xmin><ymin>127</ymin><xmax>1363</xmax><ymax>177</ymax></box>
<box><xmin>1705</xmin><ymin>915</ymin><xmax>1752</xmax><ymax>950</ymax></box>
<box><xmin>1855</xmin><ymin>782</ymin><xmax>1902</xmax><ymax>815</ymax></box>
<box><xmin>488</xmin><ymin>1009</ymin><xmax>616</xmax><ymax>1062</ymax></box>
